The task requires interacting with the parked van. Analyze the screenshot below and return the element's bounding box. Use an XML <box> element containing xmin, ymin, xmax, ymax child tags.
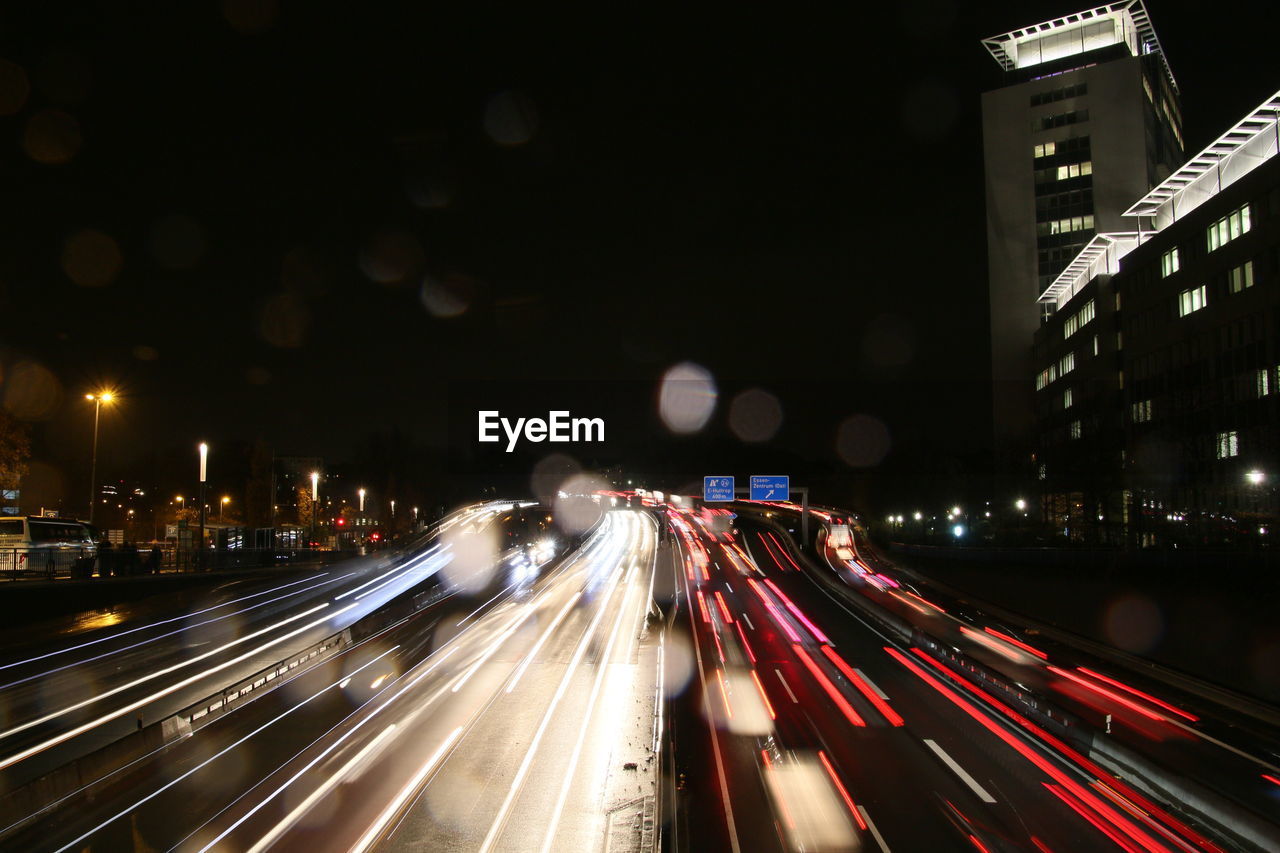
<box><xmin>0</xmin><ymin>517</ymin><xmax>98</xmax><ymax>579</ymax></box>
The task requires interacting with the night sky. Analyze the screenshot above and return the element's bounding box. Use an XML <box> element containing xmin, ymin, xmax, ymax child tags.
<box><xmin>1</xmin><ymin>1</ymin><xmax>1275</xmax><ymax>511</ymax></box>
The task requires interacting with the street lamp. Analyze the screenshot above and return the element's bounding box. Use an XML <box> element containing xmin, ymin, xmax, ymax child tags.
<box><xmin>220</xmin><ymin>495</ymin><xmax>230</xmax><ymax>523</ymax></box>
<box><xmin>1246</xmin><ymin>470</ymin><xmax>1266</xmax><ymax>486</ymax></box>
<box><xmin>310</xmin><ymin>471</ymin><xmax>320</xmax><ymax>547</ymax></box>
<box><xmin>358</xmin><ymin>487</ymin><xmax>366</xmax><ymax>513</ymax></box>
<box><xmin>198</xmin><ymin>443</ymin><xmax>208</xmax><ymax>563</ymax></box>
<box><xmin>84</xmin><ymin>391</ymin><xmax>116</xmax><ymax>523</ymax></box>
<box><xmin>1015</xmin><ymin>498</ymin><xmax>1027</xmax><ymax>512</ymax></box>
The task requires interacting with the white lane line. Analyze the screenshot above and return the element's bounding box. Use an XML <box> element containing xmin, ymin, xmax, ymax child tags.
<box><xmin>774</xmin><ymin>668</ymin><xmax>798</xmax><ymax>704</ymax></box>
<box><xmin>0</xmin><ymin>572</ymin><xmax>337</xmax><ymax>676</ymax></box>
<box><xmin>922</xmin><ymin>738</ymin><xmax>997</xmax><ymax>803</ymax></box>
<box><xmin>348</xmin><ymin>727</ymin><xmax>463</xmax><ymax>853</ymax></box>
<box><xmin>857</xmin><ymin>806</ymin><xmax>892</xmax><ymax>853</ymax></box>
<box><xmin>53</xmin><ymin>646</ymin><xmax>396</xmax><ymax>853</ymax></box>
<box><xmin>0</xmin><ymin>603</ymin><xmax>346</xmax><ymax>769</ymax></box>
<box><xmin>853</xmin><ymin>668</ymin><xmax>889</xmax><ymax>701</ymax></box>
<box><xmin>740</xmin><ymin>612</ymin><xmax>755</xmax><ymax>631</ymax></box>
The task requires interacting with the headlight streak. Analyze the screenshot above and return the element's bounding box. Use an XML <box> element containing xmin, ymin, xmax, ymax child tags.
<box><xmin>334</xmin><ymin>544</ymin><xmax>443</xmax><ymax>600</ymax></box>
<box><xmin>476</xmin><ymin>555</ymin><xmax>627</xmax><ymax>853</ymax></box>
<box><xmin>538</xmin><ymin>525</ymin><xmax>650</xmax><ymax>853</ymax></box>
<box><xmin>0</xmin><ymin>573</ymin><xmax>345</xmax><ymax>692</ymax></box>
<box><xmin>0</xmin><ymin>572</ymin><xmax>338</xmax><ymax>676</ymax></box>
<box><xmin>347</xmin><ymin>727</ymin><xmax>464</xmax><ymax>853</ymax></box>
<box><xmin>194</xmin><ymin>641</ymin><xmax>467</xmax><ymax>853</ymax></box>
<box><xmin>245</xmin><ymin>723</ymin><xmax>400</xmax><ymax>853</ymax></box>
<box><xmin>0</xmin><ymin>603</ymin><xmax>345</xmax><ymax>769</ymax></box>
<box><xmin>505</xmin><ymin>592</ymin><xmax>583</xmax><ymax>694</ymax></box>
<box><xmin>50</xmin><ymin>646</ymin><xmax>398</xmax><ymax>853</ymax></box>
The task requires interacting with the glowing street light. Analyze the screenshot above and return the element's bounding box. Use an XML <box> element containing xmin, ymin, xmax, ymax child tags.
<box><xmin>84</xmin><ymin>390</ymin><xmax>117</xmax><ymax>523</ymax></box>
<box><xmin>358</xmin><ymin>487</ymin><xmax>366</xmax><ymax>512</ymax></box>
<box><xmin>1015</xmin><ymin>498</ymin><xmax>1027</xmax><ymax>512</ymax></box>
<box><xmin>1246</xmin><ymin>470</ymin><xmax>1266</xmax><ymax>485</ymax></box>
<box><xmin>198</xmin><ymin>442</ymin><xmax>209</xmax><ymax>561</ymax></box>
<box><xmin>310</xmin><ymin>471</ymin><xmax>320</xmax><ymax>546</ymax></box>
<box><xmin>220</xmin><ymin>495</ymin><xmax>230</xmax><ymax>523</ymax></box>
<box><xmin>913</xmin><ymin>511</ymin><xmax>922</xmax><ymax>521</ymax></box>
<box><xmin>951</xmin><ymin>506</ymin><xmax>962</xmax><ymax>517</ymax></box>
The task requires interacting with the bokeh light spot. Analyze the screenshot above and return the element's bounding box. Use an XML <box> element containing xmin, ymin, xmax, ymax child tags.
<box><xmin>1103</xmin><ymin>595</ymin><xmax>1164</xmax><ymax>653</ymax></box>
<box><xmin>23</xmin><ymin>108</ymin><xmax>82</xmax><ymax>164</ymax></box>
<box><xmin>2</xmin><ymin>360</ymin><xmax>63</xmax><ymax>420</ymax></box>
<box><xmin>484</xmin><ymin>91</ymin><xmax>538</xmax><ymax>146</ymax></box>
<box><xmin>658</xmin><ymin>362</ymin><xmax>717</xmax><ymax>435</ymax></box>
<box><xmin>0</xmin><ymin>59</ymin><xmax>31</xmax><ymax>116</ymax></box>
<box><xmin>258</xmin><ymin>292</ymin><xmax>310</xmax><ymax>348</ymax></box>
<box><xmin>360</xmin><ymin>230</ymin><xmax>423</xmax><ymax>286</ymax></box>
<box><xmin>835</xmin><ymin>414</ymin><xmax>891</xmax><ymax>468</ymax></box>
<box><xmin>62</xmin><ymin>229</ymin><xmax>123</xmax><ymax>288</ymax></box>
<box><xmin>729</xmin><ymin>388</ymin><xmax>782</xmax><ymax>443</ymax></box>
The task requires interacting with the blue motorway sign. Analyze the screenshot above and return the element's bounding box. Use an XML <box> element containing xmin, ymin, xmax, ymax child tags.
<box><xmin>749</xmin><ymin>475</ymin><xmax>789</xmax><ymax>501</ymax></box>
<box><xmin>703</xmin><ymin>476</ymin><xmax>735</xmax><ymax>502</ymax></box>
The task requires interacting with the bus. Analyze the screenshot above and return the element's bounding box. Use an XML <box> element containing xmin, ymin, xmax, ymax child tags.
<box><xmin>0</xmin><ymin>516</ymin><xmax>98</xmax><ymax>579</ymax></box>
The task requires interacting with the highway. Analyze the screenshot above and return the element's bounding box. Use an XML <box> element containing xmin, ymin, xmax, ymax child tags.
<box><xmin>665</xmin><ymin>505</ymin><xmax>1238</xmax><ymax>852</ymax></box>
<box><xmin>2</xmin><ymin>493</ymin><xmax>1277</xmax><ymax>852</ymax></box>
<box><xmin>0</xmin><ymin>508</ymin><xmax>662</xmax><ymax>853</ymax></box>
<box><xmin>0</xmin><ymin>502</ymin><xmax>523</xmax><ymax>793</ymax></box>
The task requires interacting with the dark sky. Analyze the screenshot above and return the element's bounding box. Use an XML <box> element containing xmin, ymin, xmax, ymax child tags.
<box><xmin>1</xmin><ymin>1</ymin><xmax>1276</xmax><ymax>509</ymax></box>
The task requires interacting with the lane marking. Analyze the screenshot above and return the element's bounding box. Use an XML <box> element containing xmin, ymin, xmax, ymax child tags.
<box><xmin>857</xmin><ymin>806</ymin><xmax>892</xmax><ymax>853</ymax></box>
<box><xmin>922</xmin><ymin>739</ymin><xmax>996</xmax><ymax>803</ymax></box>
<box><xmin>854</xmin><ymin>668</ymin><xmax>889</xmax><ymax>700</ymax></box>
<box><xmin>774</xmin><ymin>668</ymin><xmax>798</xmax><ymax>703</ymax></box>
<box><xmin>739</xmin><ymin>612</ymin><xmax>755</xmax><ymax>631</ymax></box>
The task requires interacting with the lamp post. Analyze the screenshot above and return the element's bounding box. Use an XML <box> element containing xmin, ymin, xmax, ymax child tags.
<box><xmin>358</xmin><ymin>488</ymin><xmax>366</xmax><ymax>513</ymax></box>
<box><xmin>310</xmin><ymin>471</ymin><xmax>320</xmax><ymax>547</ymax></box>
<box><xmin>220</xmin><ymin>496</ymin><xmax>230</xmax><ymax>523</ymax></box>
<box><xmin>84</xmin><ymin>391</ymin><xmax>116</xmax><ymax>522</ymax></box>
<box><xmin>198</xmin><ymin>443</ymin><xmax>208</xmax><ymax>567</ymax></box>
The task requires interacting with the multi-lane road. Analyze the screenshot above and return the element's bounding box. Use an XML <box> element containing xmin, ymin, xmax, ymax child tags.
<box><xmin>2</xmin><ymin>495</ymin><xmax>1277</xmax><ymax>852</ymax></box>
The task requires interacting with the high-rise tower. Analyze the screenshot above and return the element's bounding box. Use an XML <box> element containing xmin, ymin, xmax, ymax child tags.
<box><xmin>982</xmin><ymin>1</ymin><xmax>1184</xmax><ymax>448</ymax></box>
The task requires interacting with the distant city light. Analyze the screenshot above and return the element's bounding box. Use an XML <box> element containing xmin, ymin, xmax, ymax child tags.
<box><xmin>913</xmin><ymin>511</ymin><xmax>922</xmax><ymax>520</ymax></box>
<box><xmin>1247</xmin><ymin>469</ymin><xmax>1266</xmax><ymax>485</ymax></box>
<box><xmin>952</xmin><ymin>524</ymin><xmax>965</xmax><ymax>538</ymax></box>
<box><xmin>951</xmin><ymin>506</ymin><xmax>961</xmax><ymax>516</ymax></box>
<box><xmin>1015</xmin><ymin>498</ymin><xmax>1027</xmax><ymax>511</ymax></box>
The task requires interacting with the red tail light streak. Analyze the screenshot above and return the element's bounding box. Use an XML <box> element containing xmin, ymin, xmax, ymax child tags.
<box><xmin>1075</xmin><ymin>667</ymin><xmax>1199</xmax><ymax>723</ymax></box>
<box><xmin>983</xmin><ymin>627</ymin><xmax>1049</xmax><ymax>660</ymax></box>
<box><xmin>763</xmin><ymin>579</ymin><xmax>830</xmax><ymax>644</ymax></box>
<box><xmin>746</xmin><ymin>578</ymin><xmax>802</xmax><ymax>643</ymax></box>
<box><xmin>886</xmin><ymin>647</ymin><xmax>1187</xmax><ymax>853</ymax></box>
<box><xmin>817</xmin><ymin>749</ymin><xmax>868</xmax><ymax>831</ymax></box>
<box><xmin>819</xmin><ymin>646</ymin><xmax>904</xmax><ymax>726</ymax></box>
<box><xmin>793</xmin><ymin>645</ymin><xmax>865</xmax><ymax>727</ymax></box>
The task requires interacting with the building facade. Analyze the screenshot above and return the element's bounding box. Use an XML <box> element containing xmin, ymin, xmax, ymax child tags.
<box><xmin>1034</xmin><ymin>89</ymin><xmax>1280</xmax><ymax>545</ymax></box>
<box><xmin>982</xmin><ymin>1</ymin><xmax>1184</xmax><ymax>448</ymax></box>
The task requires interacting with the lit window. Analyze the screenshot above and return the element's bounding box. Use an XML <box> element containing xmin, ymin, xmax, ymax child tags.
<box><xmin>1063</xmin><ymin>299</ymin><xmax>1095</xmax><ymax>339</ymax></box>
<box><xmin>1228</xmin><ymin>260</ymin><xmax>1254</xmax><ymax>293</ymax></box>
<box><xmin>1178</xmin><ymin>285</ymin><xmax>1207</xmax><ymax>317</ymax></box>
<box><xmin>1092</xmin><ymin>334</ymin><xmax>1099</xmax><ymax>356</ymax></box>
<box><xmin>1160</xmin><ymin>248</ymin><xmax>1179</xmax><ymax>277</ymax></box>
<box><xmin>1207</xmin><ymin>204</ymin><xmax>1251</xmax><ymax>252</ymax></box>
<box><xmin>1131</xmin><ymin>400</ymin><xmax>1152</xmax><ymax>423</ymax></box>
<box><xmin>1038</xmin><ymin>463</ymin><xmax>1047</xmax><ymax>481</ymax></box>
<box><xmin>1070</xmin><ymin>420</ymin><xmax>1082</xmax><ymax>440</ymax></box>
<box><xmin>1258</xmin><ymin>368</ymin><xmax>1271</xmax><ymax>398</ymax></box>
<box><xmin>1036</xmin><ymin>364</ymin><xmax>1058</xmax><ymax>390</ymax></box>
<box><xmin>1063</xmin><ymin>388</ymin><xmax>1073</xmax><ymax>409</ymax></box>
<box><xmin>1033</xmin><ymin>141</ymin><xmax>1057</xmax><ymax>158</ymax></box>
<box><xmin>1216</xmin><ymin>430</ymin><xmax>1239</xmax><ymax>459</ymax></box>
<box><xmin>1059</xmin><ymin>352</ymin><xmax>1075</xmax><ymax>376</ymax></box>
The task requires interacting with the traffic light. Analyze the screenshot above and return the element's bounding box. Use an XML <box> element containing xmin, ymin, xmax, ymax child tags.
<box><xmin>336</xmin><ymin>517</ymin><xmax>346</xmax><ymax>527</ymax></box>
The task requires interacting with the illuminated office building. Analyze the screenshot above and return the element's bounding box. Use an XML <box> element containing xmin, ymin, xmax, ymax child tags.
<box><xmin>1033</xmin><ymin>88</ymin><xmax>1280</xmax><ymax>544</ymax></box>
<box><xmin>982</xmin><ymin>1</ymin><xmax>1184</xmax><ymax>448</ymax></box>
